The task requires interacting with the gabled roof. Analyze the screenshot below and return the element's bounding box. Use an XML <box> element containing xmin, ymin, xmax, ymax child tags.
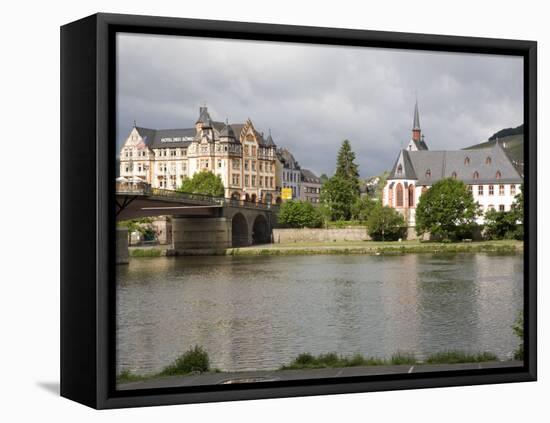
<box><xmin>388</xmin><ymin>142</ymin><xmax>522</xmax><ymax>185</ymax></box>
<box><xmin>135</xmin><ymin>127</ymin><xmax>195</xmax><ymax>149</ymax></box>
<box><xmin>300</xmin><ymin>168</ymin><xmax>320</xmax><ymax>183</ymax></box>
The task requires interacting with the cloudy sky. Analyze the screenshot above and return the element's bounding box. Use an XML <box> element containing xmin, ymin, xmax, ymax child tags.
<box><xmin>117</xmin><ymin>33</ymin><xmax>523</xmax><ymax>177</ymax></box>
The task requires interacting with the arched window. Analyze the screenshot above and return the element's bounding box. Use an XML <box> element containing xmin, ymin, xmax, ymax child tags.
<box><xmin>451</xmin><ymin>171</ymin><xmax>457</xmax><ymax>179</ymax></box>
<box><xmin>396</xmin><ymin>183</ymin><xmax>404</xmax><ymax>207</ymax></box>
<box><xmin>464</xmin><ymin>157</ymin><xmax>470</xmax><ymax>166</ymax></box>
<box><xmin>397</xmin><ymin>164</ymin><xmax>403</xmax><ymax>176</ymax></box>
<box><xmin>473</xmin><ymin>171</ymin><xmax>479</xmax><ymax>180</ymax></box>
<box><xmin>425</xmin><ymin>169</ymin><xmax>431</xmax><ymax>179</ymax></box>
<box><xmin>496</xmin><ymin>170</ymin><xmax>501</xmax><ymax>179</ymax></box>
<box><xmin>486</xmin><ymin>156</ymin><xmax>492</xmax><ymax>165</ymax></box>
<box><xmin>408</xmin><ymin>184</ymin><xmax>415</xmax><ymax>207</ymax></box>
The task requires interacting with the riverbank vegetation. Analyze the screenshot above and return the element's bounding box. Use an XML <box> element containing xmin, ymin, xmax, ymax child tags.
<box><xmin>129</xmin><ymin>248</ymin><xmax>163</xmax><ymax>257</ymax></box>
<box><xmin>117</xmin><ymin>345</ymin><xmax>219</xmax><ymax>384</ymax></box>
<box><xmin>281</xmin><ymin>350</ymin><xmax>500</xmax><ymax>370</ymax></box>
<box><xmin>226</xmin><ymin>239</ymin><xmax>522</xmax><ymax>256</ymax></box>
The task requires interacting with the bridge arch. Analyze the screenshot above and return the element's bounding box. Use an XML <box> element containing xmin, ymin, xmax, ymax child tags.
<box><xmin>252</xmin><ymin>214</ymin><xmax>270</xmax><ymax>245</ymax></box>
<box><xmin>231</xmin><ymin>213</ymin><xmax>249</xmax><ymax>247</ymax></box>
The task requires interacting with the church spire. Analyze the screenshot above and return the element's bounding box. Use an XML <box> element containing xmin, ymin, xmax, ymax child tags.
<box><xmin>412</xmin><ymin>98</ymin><xmax>421</xmax><ymax>142</ymax></box>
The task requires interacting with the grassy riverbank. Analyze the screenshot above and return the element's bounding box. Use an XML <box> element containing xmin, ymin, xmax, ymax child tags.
<box><xmin>226</xmin><ymin>239</ymin><xmax>522</xmax><ymax>256</ymax></box>
<box><xmin>118</xmin><ymin>348</ymin><xmax>505</xmax><ymax>384</ymax></box>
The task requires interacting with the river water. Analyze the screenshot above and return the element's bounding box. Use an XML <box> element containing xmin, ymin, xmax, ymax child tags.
<box><xmin>116</xmin><ymin>253</ymin><xmax>523</xmax><ymax>375</ymax></box>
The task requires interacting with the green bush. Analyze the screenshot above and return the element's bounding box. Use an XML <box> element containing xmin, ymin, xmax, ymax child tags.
<box><xmin>512</xmin><ymin>312</ymin><xmax>524</xmax><ymax>360</ymax></box>
<box><xmin>160</xmin><ymin>345</ymin><xmax>210</xmax><ymax>376</ymax></box>
<box><xmin>390</xmin><ymin>351</ymin><xmax>416</xmax><ymax>365</ymax></box>
<box><xmin>415</xmin><ymin>178</ymin><xmax>480</xmax><ymax>241</ymax></box>
<box><xmin>278</xmin><ymin>200</ymin><xmax>322</xmax><ymax>228</ymax></box>
<box><xmin>366</xmin><ymin>203</ymin><xmax>406</xmax><ymax>241</ymax></box>
<box><xmin>425</xmin><ymin>351</ymin><xmax>498</xmax><ymax>364</ymax></box>
<box><xmin>484</xmin><ymin>209</ymin><xmax>519</xmax><ymax>240</ymax></box>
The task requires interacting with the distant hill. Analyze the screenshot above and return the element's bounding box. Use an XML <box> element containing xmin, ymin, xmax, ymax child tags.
<box><xmin>464</xmin><ymin>124</ymin><xmax>524</xmax><ymax>176</ymax></box>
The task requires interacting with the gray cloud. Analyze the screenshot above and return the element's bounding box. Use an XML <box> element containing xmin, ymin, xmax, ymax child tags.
<box><xmin>117</xmin><ymin>33</ymin><xmax>523</xmax><ymax>177</ymax></box>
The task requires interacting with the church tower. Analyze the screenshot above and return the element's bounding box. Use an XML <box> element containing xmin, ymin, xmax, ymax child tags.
<box><xmin>406</xmin><ymin>99</ymin><xmax>428</xmax><ymax>151</ymax></box>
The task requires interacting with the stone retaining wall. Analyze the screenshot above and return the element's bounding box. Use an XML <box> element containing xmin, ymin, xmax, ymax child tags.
<box><xmin>273</xmin><ymin>227</ymin><xmax>371</xmax><ymax>243</ymax></box>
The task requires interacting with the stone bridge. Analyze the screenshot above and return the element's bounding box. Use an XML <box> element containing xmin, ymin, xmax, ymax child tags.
<box><xmin>116</xmin><ymin>185</ymin><xmax>277</xmax><ymax>255</ymax></box>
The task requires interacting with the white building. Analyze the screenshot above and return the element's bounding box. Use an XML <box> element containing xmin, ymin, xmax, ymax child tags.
<box><xmin>119</xmin><ymin>107</ymin><xmax>278</xmax><ymax>203</ymax></box>
<box><xmin>383</xmin><ymin>101</ymin><xmax>523</xmax><ymax>226</ymax></box>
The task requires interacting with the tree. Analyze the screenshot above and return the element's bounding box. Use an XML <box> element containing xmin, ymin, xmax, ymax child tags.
<box><xmin>366</xmin><ymin>203</ymin><xmax>405</xmax><ymax>241</ymax></box>
<box><xmin>178</xmin><ymin>171</ymin><xmax>225</xmax><ymax>197</ymax></box>
<box><xmin>335</xmin><ymin>140</ymin><xmax>360</xmax><ymax>194</ymax></box>
<box><xmin>351</xmin><ymin>196</ymin><xmax>376</xmax><ymax>222</ymax></box>
<box><xmin>320</xmin><ymin>175</ymin><xmax>357</xmax><ymax>221</ymax></box>
<box><xmin>484</xmin><ymin>209</ymin><xmax>518</xmax><ymax>240</ymax></box>
<box><xmin>415</xmin><ymin>178</ymin><xmax>480</xmax><ymax>241</ymax></box>
<box><xmin>278</xmin><ymin>200</ymin><xmax>322</xmax><ymax>228</ymax></box>
<box><xmin>319</xmin><ymin>173</ymin><xmax>329</xmax><ymax>184</ymax></box>
<box><xmin>511</xmin><ymin>183</ymin><xmax>524</xmax><ymax>223</ymax></box>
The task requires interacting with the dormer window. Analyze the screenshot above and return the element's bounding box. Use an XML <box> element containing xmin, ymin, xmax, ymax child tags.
<box><xmin>496</xmin><ymin>170</ymin><xmax>501</xmax><ymax>179</ymax></box>
<box><xmin>464</xmin><ymin>157</ymin><xmax>470</xmax><ymax>166</ymax></box>
<box><xmin>473</xmin><ymin>171</ymin><xmax>479</xmax><ymax>180</ymax></box>
<box><xmin>486</xmin><ymin>156</ymin><xmax>492</xmax><ymax>165</ymax></box>
<box><xmin>425</xmin><ymin>169</ymin><xmax>431</xmax><ymax>179</ymax></box>
<box><xmin>397</xmin><ymin>164</ymin><xmax>403</xmax><ymax>176</ymax></box>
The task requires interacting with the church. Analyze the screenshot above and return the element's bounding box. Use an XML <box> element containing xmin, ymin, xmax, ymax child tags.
<box><xmin>382</xmin><ymin>101</ymin><xmax>523</xmax><ymax>226</ymax></box>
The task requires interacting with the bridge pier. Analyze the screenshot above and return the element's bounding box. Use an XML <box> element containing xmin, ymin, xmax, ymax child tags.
<box><xmin>116</xmin><ymin>227</ymin><xmax>129</xmax><ymax>264</ymax></box>
<box><xmin>172</xmin><ymin>217</ymin><xmax>231</xmax><ymax>254</ymax></box>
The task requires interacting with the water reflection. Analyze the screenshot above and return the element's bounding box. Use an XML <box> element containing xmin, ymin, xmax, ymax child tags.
<box><xmin>116</xmin><ymin>253</ymin><xmax>523</xmax><ymax>375</ymax></box>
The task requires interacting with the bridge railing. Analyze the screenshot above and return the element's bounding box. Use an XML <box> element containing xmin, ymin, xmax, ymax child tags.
<box><xmin>116</xmin><ymin>182</ymin><xmax>278</xmax><ymax>211</ymax></box>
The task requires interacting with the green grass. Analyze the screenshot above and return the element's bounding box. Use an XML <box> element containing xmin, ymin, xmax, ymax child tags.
<box><xmin>129</xmin><ymin>248</ymin><xmax>163</xmax><ymax>257</ymax></box>
<box><xmin>280</xmin><ymin>351</ymin><xmax>419</xmax><ymax>370</ymax></box>
<box><xmin>280</xmin><ymin>350</ymin><xmax>500</xmax><ymax>370</ymax></box>
<box><xmin>116</xmin><ymin>370</ymin><xmax>149</xmax><ymax>384</ymax></box>
<box><xmin>226</xmin><ymin>240</ymin><xmax>522</xmax><ymax>256</ymax></box>
<box><xmin>425</xmin><ymin>351</ymin><xmax>498</xmax><ymax>364</ymax></box>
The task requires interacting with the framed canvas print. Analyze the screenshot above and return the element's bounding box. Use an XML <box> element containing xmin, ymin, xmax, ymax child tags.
<box><xmin>60</xmin><ymin>13</ymin><xmax>537</xmax><ymax>409</ymax></box>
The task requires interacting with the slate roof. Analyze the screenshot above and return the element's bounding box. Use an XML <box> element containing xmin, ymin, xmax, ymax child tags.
<box><xmin>301</xmin><ymin>168</ymin><xmax>321</xmax><ymax>183</ymax></box>
<box><xmin>135</xmin><ymin>127</ymin><xmax>195</xmax><ymax>149</ymax></box>
<box><xmin>388</xmin><ymin>142</ymin><xmax>522</xmax><ymax>185</ymax></box>
<box><xmin>133</xmin><ymin>105</ymin><xmax>277</xmax><ymax>149</ymax></box>
<box><xmin>277</xmin><ymin>148</ymin><xmax>300</xmax><ymax>169</ymax></box>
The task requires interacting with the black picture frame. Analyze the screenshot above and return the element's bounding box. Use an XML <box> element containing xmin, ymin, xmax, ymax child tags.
<box><xmin>60</xmin><ymin>12</ymin><xmax>537</xmax><ymax>409</ymax></box>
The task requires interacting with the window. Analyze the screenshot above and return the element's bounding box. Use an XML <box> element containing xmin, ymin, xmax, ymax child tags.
<box><xmin>245</xmin><ymin>161</ymin><xmax>249</xmax><ymax>171</ymax></box>
<box><xmin>260</xmin><ymin>162</ymin><xmax>264</xmax><ymax>172</ymax></box>
<box><xmin>486</xmin><ymin>156</ymin><xmax>492</xmax><ymax>165</ymax></box>
<box><xmin>489</xmin><ymin>185</ymin><xmax>494</xmax><ymax>196</ymax></box>
<box><xmin>464</xmin><ymin>157</ymin><xmax>470</xmax><ymax>166</ymax></box>
<box><xmin>232</xmin><ymin>174</ymin><xmax>240</xmax><ymax>185</ymax></box>
<box><xmin>451</xmin><ymin>171</ymin><xmax>457</xmax><ymax>179</ymax></box>
<box><xmin>396</xmin><ymin>184</ymin><xmax>404</xmax><ymax>207</ymax></box>
<box><xmin>259</xmin><ymin>176</ymin><xmax>263</xmax><ymax>187</ymax></box>
<box><xmin>496</xmin><ymin>170</ymin><xmax>502</xmax><ymax>179</ymax></box>
<box><xmin>478</xmin><ymin>185</ymin><xmax>484</xmax><ymax>196</ymax></box>
<box><xmin>488</xmin><ymin>204</ymin><xmax>495</xmax><ymax>210</ymax></box>
<box><xmin>232</xmin><ymin>159</ymin><xmax>240</xmax><ymax>170</ymax></box>
<box><xmin>397</xmin><ymin>164</ymin><xmax>403</xmax><ymax>176</ymax></box>
<box><xmin>252</xmin><ymin>161</ymin><xmax>256</xmax><ymax>171</ymax></box>
<box><xmin>473</xmin><ymin>171</ymin><xmax>479</xmax><ymax>180</ymax></box>
<box><xmin>218</xmin><ymin>159</ymin><xmax>222</xmax><ymax>168</ymax></box>
<box><xmin>270</xmin><ymin>176</ymin><xmax>274</xmax><ymax>188</ymax></box>
<box><xmin>468</xmin><ymin>185</ymin><xmax>473</xmax><ymax>195</ymax></box>
<box><xmin>251</xmin><ymin>175</ymin><xmax>256</xmax><ymax>187</ymax></box>
<box><xmin>499</xmin><ymin>184</ymin><xmax>505</xmax><ymax>196</ymax></box>
<box><xmin>511</xmin><ymin>185</ymin><xmax>516</xmax><ymax>196</ymax></box>
<box><xmin>252</xmin><ymin>146</ymin><xmax>256</xmax><ymax>156</ymax></box>
<box><xmin>244</xmin><ymin>175</ymin><xmax>249</xmax><ymax>187</ymax></box>
<box><xmin>499</xmin><ymin>205</ymin><xmax>505</xmax><ymax>212</ymax></box>
<box><xmin>170</xmin><ymin>150</ymin><xmax>176</xmax><ymax>156</ymax></box>
<box><xmin>425</xmin><ymin>169</ymin><xmax>431</xmax><ymax>179</ymax></box>
<box><xmin>408</xmin><ymin>184</ymin><xmax>415</xmax><ymax>207</ymax></box>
